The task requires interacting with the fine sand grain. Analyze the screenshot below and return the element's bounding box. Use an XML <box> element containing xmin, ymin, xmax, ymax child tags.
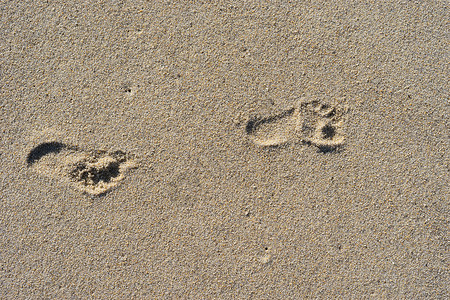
<box><xmin>1</xmin><ymin>1</ymin><xmax>448</xmax><ymax>298</ymax></box>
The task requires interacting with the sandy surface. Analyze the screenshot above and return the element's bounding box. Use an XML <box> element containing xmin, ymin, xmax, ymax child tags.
<box><xmin>1</xmin><ymin>1</ymin><xmax>448</xmax><ymax>298</ymax></box>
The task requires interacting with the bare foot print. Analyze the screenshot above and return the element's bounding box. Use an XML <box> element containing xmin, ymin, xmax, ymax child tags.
<box><xmin>246</xmin><ymin>98</ymin><xmax>348</xmax><ymax>151</ymax></box>
<box><xmin>27</xmin><ymin>141</ymin><xmax>137</xmax><ymax>195</ymax></box>
<box><xmin>246</xmin><ymin>108</ymin><xmax>299</xmax><ymax>146</ymax></box>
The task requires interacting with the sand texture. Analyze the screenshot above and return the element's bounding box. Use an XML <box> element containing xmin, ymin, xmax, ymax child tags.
<box><xmin>1</xmin><ymin>1</ymin><xmax>448</xmax><ymax>298</ymax></box>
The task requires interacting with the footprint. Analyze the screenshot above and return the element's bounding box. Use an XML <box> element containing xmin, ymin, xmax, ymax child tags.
<box><xmin>26</xmin><ymin>142</ymin><xmax>66</xmax><ymax>166</ymax></box>
<box><xmin>27</xmin><ymin>141</ymin><xmax>137</xmax><ymax>195</ymax></box>
<box><xmin>246</xmin><ymin>98</ymin><xmax>348</xmax><ymax>151</ymax></box>
<box><xmin>246</xmin><ymin>108</ymin><xmax>299</xmax><ymax>146</ymax></box>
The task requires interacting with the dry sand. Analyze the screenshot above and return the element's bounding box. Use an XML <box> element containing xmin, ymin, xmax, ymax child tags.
<box><xmin>1</xmin><ymin>0</ymin><xmax>448</xmax><ymax>298</ymax></box>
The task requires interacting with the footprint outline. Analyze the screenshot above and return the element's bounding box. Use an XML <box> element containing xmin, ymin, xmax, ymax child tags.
<box><xmin>246</xmin><ymin>97</ymin><xmax>348</xmax><ymax>151</ymax></box>
<box><xmin>26</xmin><ymin>140</ymin><xmax>137</xmax><ymax>196</ymax></box>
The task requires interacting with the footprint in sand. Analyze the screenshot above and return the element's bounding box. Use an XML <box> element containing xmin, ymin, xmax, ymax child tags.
<box><xmin>246</xmin><ymin>98</ymin><xmax>348</xmax><ymax>151</ymax></box>
<box><xmin>245</xmin><ymin>108</ymin><xmax>299</xmax><ymax>147</ymax></box>
<box><xmin>27</xmin><ymin>141</ymin><xmax>137</xmax><ymax>195</ymax></box>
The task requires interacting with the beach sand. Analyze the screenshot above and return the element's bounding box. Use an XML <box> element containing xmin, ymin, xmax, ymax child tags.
<box><xmin>1</xmin><ymin>1</ymin><xmax>448</xmax><ymax>298</ymax></box>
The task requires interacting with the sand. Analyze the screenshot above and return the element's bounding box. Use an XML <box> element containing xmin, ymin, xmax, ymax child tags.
<box><xmin>1</xmin><ymin>0</ymin><xmax>448</xmax><ymax>298</ymax></box>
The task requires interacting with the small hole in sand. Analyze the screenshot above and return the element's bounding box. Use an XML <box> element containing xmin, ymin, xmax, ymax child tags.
<box><xmin>321</xmin><ymin>124</ymin><xmax>336</xmax><ymax>139</ymax></box>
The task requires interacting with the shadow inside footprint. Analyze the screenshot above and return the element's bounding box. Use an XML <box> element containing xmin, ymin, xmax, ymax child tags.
<box><xmin>27</xmin><ymin>142</ymin><xmax>66</xmax><ymax>166</ymax></box>
<box><xmin>317</xmin><ymin>144</ymin><xmax>340</xmax><ymax>154</ymax></box>
<box><xmin>320</xmin><ymin>124</ymin><xmax>336</xmax><ymax>140</ymax></box>
<box><xmin>70</xmin><ymin>160</ymin><xmax>120</xmax><ymax>186</ymax></box>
